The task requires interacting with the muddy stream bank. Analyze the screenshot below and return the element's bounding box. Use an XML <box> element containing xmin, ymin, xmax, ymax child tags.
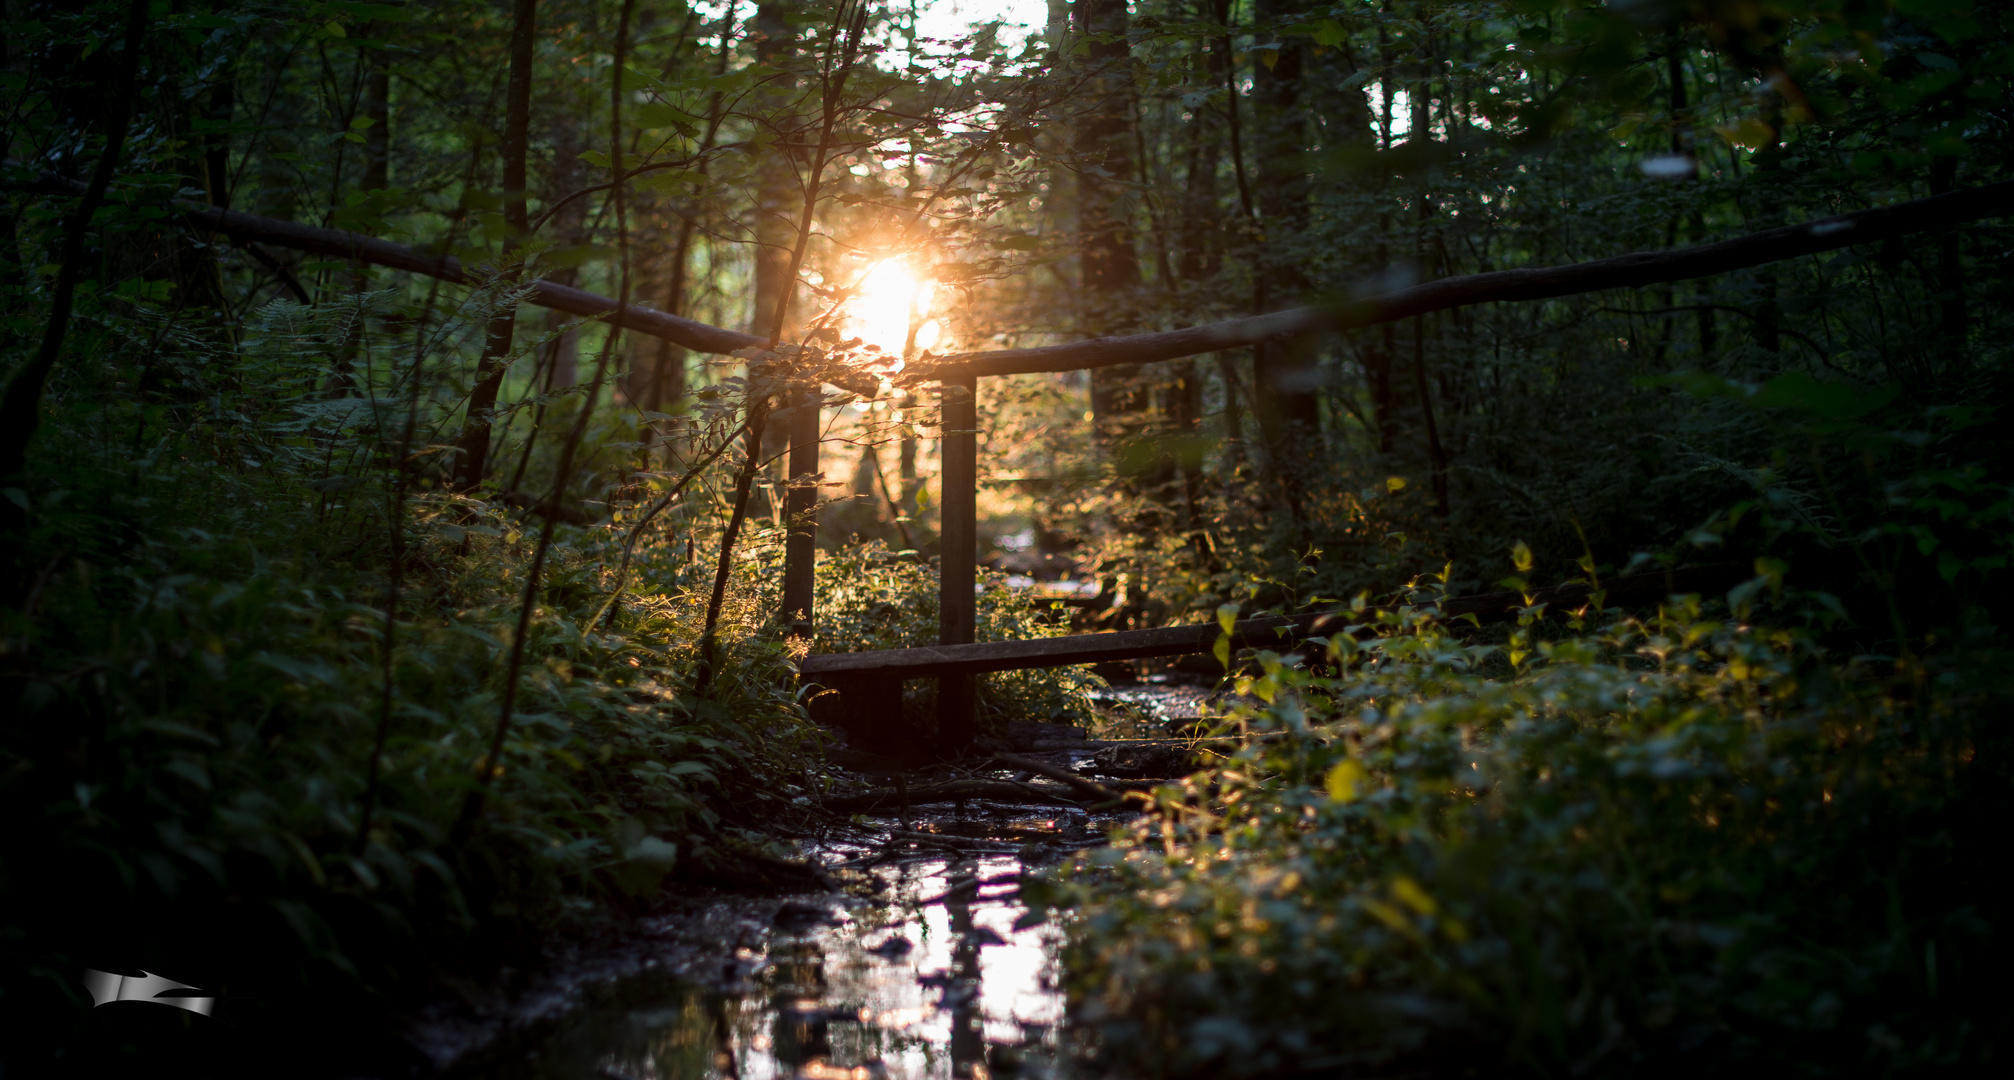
<box><xmin>407</xmin><ymin>679</ymin><xmax>1219</xmax><ymax>1080</ymax></box>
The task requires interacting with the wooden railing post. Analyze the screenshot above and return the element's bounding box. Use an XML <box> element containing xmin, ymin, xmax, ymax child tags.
<box><xmin>782</xmin><ymin>384</ymin><xmax>820</xmax><ymax>638</ymax></box>
<box><xmin>937</xmin><ymin>373</ymin><xmax>978</xmax><ymax>752</ymax></box>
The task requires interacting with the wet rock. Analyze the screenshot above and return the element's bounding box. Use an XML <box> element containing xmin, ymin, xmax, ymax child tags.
<box><xmin>865</xmin><ymin>935</ymin><xmax>913</xmax><ymax>959</ymax></box>
<box><xmin>1089</xmin><ymin>741</ymin><xmax>1196</xmax><ymax>779</ymax></box>
<box><xmin>774</xmin><ymin>901</ymin><xmax>842</xmax><ymax>932</ymax></box>
<box><xmin>1004</xmin><ymin>720</ymin><xmax>1086</xmax><ymax>749</ymax></box>
<box><xmin>937</xmin><ymin>981</ymin><xmax>980</xmax><ymax>1009</ymax></box>
<box><xmin>774</xmin><ymin>998</ymin><xmax>835</xmax><ymax>1066</ymax></box>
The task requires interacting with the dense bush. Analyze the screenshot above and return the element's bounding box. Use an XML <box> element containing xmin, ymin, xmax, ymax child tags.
<box><xmin>0</xmin><ymin>290</ymin><xmax>824</xmax><ymax>1072</ymax></box>
<box><xmin>815</xmin><ymin>539</ymin><xmax>1104</xmax><ymax>734</ymax></box>
<box><xmin>1045</xmin><ymin>575</ymin><xmax>2012</xmax><ymax>1076</ymax></box>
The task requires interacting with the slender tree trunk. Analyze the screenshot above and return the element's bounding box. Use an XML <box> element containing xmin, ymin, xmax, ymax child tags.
<box><xmin>749</xmin><ymin>2</ymin><xmax>799</xmax><ymax>339</ymax></box>
<box><xmin>1075</xmin><ymin>0</ymin><xmax>1145</xmax><ymax>440</ymax></box>
<box><xmin>1691</xmin><ymin>208</ymin><xmax>1718</xmax><ymax>358</ymax></box>
<box><xmin>1411</xmin><ymin>39</ymin><xmax>1448</xmax><ymax>515</ymax></box>
<box><xmin>1929</xmin><ymin>155</ymin><xmax>1967</xmax><ymax>371</ymax></box>
<box><xmin>452</xmin><ymin>0</ymin><xmax>537</xmax><ymax>491</ymax></box>
<box><xmin>1170</xmin><ymin>1</ymin><xmax>1222</xmax><ymax>555</ymax></box>
<box><xmin>1210</xmin><ymin>0</ymin><xmax>1258</xmax><ymax>477</ymax></box>
<box><xmin>465</xmin><ymin>0</ymin><xmax>637</xmax><ymax>825</ymax></box>
<box><xmin>645</xmin><ymin>12</ymin><xmax>738</xmax><ymax>437</ymax></box>
<box><xmin>899</xmin><ymin>392</ymin><xmax>919</xmax><ymax>523</ymax></box>
<box><xmin>1368</xmin><ymin>15</ymin><xmax>1397</xmax><ymax>452</ymax></box>
<box><xmin>203</xmin><ymin>73</ymin><xmax>235</xmax><ymax>207</ymax></box>
<box><xmin>362</xmin><ymin>36</ymin><xmax>389</xmax><ymax>192</ymax></box>
<box><xmin>698</xmin><ymin>0</ymin><xmax>868</xmax><ymax>693</ymax></box>
<box><xmin>1248</xmin><ymin>0</ymin><xmax>1320</xmax><ymax>470</ymax></box>
<box><xmin>1412</xmin><ymin>313</ymin><xmax>1448</xmax><ymax>516</ymax></box>
<box><xmin>0</xmin><ymin>0</ymin><xmax>148</xmax><ymax>485</ymax></box>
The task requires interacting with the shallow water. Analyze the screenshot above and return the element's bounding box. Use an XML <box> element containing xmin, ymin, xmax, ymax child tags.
<box><xmin>1090</xmin><ymin>675</ymin><xmax>1217</xmax><ymax>729</ymax></box>
<box><xmin>454</xmin><ymin>681</ymin><xmax>1219</xmax><ymax>1080</ymax></box>
<box><xmin>465</xmin><ymin>834</ymin><xmax>1083</xmax><ymax>1080</ymax></box>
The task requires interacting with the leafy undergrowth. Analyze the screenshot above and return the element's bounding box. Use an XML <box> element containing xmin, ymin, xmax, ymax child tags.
<box><xmin>0</xmin><ymin>296</ymin><xmax>833</xmax><ymax>1072</ymax></box>
<box><xmin>815</xmin><ymin>540</ymin><xmax>1104</xmax><ymax>736</ymax></box>
<box><xmin>1042</xmin><ymin>584</ymin><xmax>2012</xmax><ymax>1077</ymax></box>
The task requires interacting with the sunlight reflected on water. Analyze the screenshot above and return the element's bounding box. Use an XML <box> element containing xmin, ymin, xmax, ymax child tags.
<box><xmin>474</xmin><ymin>853</ymin><xmax>1071</xmax><ymax>1080</ymax></box>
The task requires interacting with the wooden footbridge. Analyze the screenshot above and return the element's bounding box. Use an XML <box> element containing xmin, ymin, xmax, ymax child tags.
<box><xmin>116</xmin><ymin>173</ymin><xmax>2011</xmax><ymax>755</ymax></box>
<box><xmin>797</xmin><ymin>564</ymin><xmax>1741</xmax><ymax>757</ymax></box>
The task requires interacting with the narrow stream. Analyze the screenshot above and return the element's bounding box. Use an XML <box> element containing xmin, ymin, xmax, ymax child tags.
<box><xmin>458</xmin><ymin>814</ymin><xmax>1108</xmax><ymax>1080</ymax></box>
<box><xmin>449</xmin><ymin>680</ymin><xmax>1216</xmax><ymax>1080</ymax></box>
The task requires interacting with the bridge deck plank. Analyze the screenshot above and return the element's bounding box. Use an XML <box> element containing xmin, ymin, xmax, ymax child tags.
<box><xmin>797</xmin><ymin>567</ymin><xmax>1741</xmax><ymax>680</ymax></box>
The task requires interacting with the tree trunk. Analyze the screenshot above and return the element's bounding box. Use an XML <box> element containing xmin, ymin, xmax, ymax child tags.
<box><xmin>1248</xmin><ymin>0</ymin><xmax>1320</xmax><ymax>468</ymax></box>
<box><xmin>362</xmin><ymin>36</ymin><xmax>389</xmax><ymax>192</ymax></box>
<box><xmin>0</xmin><ymin>0</ymin><xmax>148</xmax><ymax>484</ymax></box>
<box><xmin>749</xmin><ymin>1</ymin><xmax>799</xmax><ymax>339</ymax></box>
<box><xmin>1929</xmin><ymin>155</ymin><xmax>1967</xmax><ymax>371</ymax></box>
<box><xmin>1074</xmin><ymin>0</ymin><xmax>1144</xmax><ymax>438</ymax></box>
<box><xmin>1368</xmin><ymin>18</ymin><xmax>1397</xmax><ymax>452</ymax></box>
<box><xmin>452</xmin><ymin>0</ymin><xmax>537</xmax><ymax>491</ymax></box>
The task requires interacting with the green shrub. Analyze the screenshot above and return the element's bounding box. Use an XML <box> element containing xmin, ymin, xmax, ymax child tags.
<box><xmin>0</xmin><ymin>287</ymin><xmax>822</xmax><ymax>1070</ymax></box>
<box><xmin>813</xmin><ymin>540</ymin><xmax>1103</xmax><ymax>733</ymax></box>
<box><xmin>1043</xmin><ymin>580</ymin><xmax>2011</xmax><ymax>1077</ymax></box>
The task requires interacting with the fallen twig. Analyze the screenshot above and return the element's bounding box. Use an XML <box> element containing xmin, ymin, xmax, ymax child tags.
<box><xmin>886</xmin><ymin>830</ymin><xmax>1022</xmax><ymax>853</ymax></box>
<box><xmin>818</xmin><ymin>778</ymin><xmax>1088</xmax><ymax>813</ymax></box>
<box><xmin>988</xmin><ymin>752</ymin><xmax>1121</xmax><ymax>803</ymax></box>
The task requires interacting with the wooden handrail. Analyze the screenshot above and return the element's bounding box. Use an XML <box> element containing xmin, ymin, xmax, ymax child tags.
<box><xmin>23</xmin><ymin>168</ymin><xmax>2008</xmax><ymax>380</ymax></box>
<box><xmin>922</xmin><ymin>180</ymin><xmax>2014</xmax><ymax>378</ymax></box>
<box><xmin>800</xmin><ymin>565</ymin><xmax>1748</xmax><ymax>680</ymax></box>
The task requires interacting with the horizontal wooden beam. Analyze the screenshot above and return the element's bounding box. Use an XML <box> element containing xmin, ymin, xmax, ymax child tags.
<box><xmin>798</xmin><ymin>565</ymin><xmax>1747</xmax><ymax>679</ymax></box>
<box><xmin>801</xmin><ymin>611</ymin><xmax>1328</xmax><ymax>678</ymax></box>
<box><xmin>917</xmin><ymin>180</ymin><xmax>2014</xmax><ymax>379</ymax></box>
<box><xmin>14</xmin><ymin>171</ymin><xmax>900</xmax><ymax>395</ymax></box>
<box><xmin>26</xmin><ymin>169</ymin><xmax>2006</xmax><ymax>386</ymax></box>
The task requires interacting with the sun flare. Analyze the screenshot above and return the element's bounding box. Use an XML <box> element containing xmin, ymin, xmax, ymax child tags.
<box><xmin>845</xmin><ymin>259</ymin><xmax>940</xmax><ymax>355</ymax></box>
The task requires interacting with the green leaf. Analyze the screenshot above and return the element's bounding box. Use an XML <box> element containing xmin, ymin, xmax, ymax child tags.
<box><xmin>638</xmin><ymin>168</ymin><xmax>702</xmax><ymax>195</ymax></box>
<box><xmin>632</xmin><ymin>101</ymin><xmax>697</xmax><ymax>130</ymax></box>
<box><xmin>1939</xmin><ymin>551</ymin><xmax>1963</xmax><ymax>584</ymax></box>
<box><xmin>1750</xmin><ymin>373</ymin><xmax>1898</xmax><ymax>419</ymax></box>
<box><xmin>616</xmin><ymin>836</ymin><xmax>679</xmax><ymax>896</ymax></box>
<box><xmin>1313</xmin><ymin>18</ymin><xmax>1346</xmax><ymax>47</ymax></box>
<box><xmin>1326</xmin><ymin>759</ymin><xmax>1366</xmax><ymax>802</ymax></box>
<box><xmin>331</xmin><ymin>1</ymin><xmax>416</xmax><ymax>21</ymax></box>
<box><xmin>1391</xmin><ymin>875</ymin><xmax>1437</xmax><ymax>916</ymax></box>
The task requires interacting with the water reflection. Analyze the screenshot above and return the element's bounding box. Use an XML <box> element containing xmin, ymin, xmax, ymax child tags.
<box><xmin>470</xmin><ymin>853</ymin><xmax>1068</xmax><ymax>1080</ymax></box>
<box><xmin>1092</xmin><ymin>677</ymin><xmax>1217</xmax><ymax>731</ymax></box>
